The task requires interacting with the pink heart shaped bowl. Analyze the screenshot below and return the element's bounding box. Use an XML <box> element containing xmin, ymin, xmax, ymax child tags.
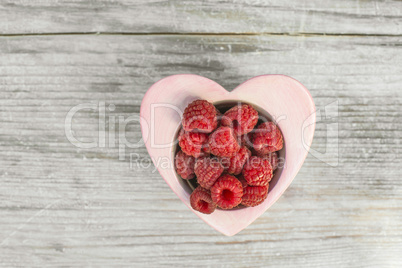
<box><xmin>140</xmin><ymin>74</ymin><xmax>315</xmax><ymax>236</ymax></box>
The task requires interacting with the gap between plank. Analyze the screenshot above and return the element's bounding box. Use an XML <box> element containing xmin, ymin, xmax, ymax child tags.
<box><xmin>0</xmin><ymin>32</ymin><xmax>400</xmax><ymax>37</ymax></box>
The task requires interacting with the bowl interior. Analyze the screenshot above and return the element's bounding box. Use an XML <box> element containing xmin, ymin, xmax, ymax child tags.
<box><xmin>172</xmin><ymin>101</ymin><xmax>286</xmax><ymax>210</ymax></box>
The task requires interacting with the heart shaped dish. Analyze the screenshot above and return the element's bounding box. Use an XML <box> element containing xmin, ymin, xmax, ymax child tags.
<box><xmin>140</xmin><ymin>74</ymin><xmax>315</xmax><ymax>236</ymax></box>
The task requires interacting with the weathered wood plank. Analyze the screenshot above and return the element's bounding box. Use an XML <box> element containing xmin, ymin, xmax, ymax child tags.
<box><xmin>0</xmin><ymin>34</ymin><xmax>401</xmax><ymax>266</ymax></box>
<box><xmin>0</xmin><ymin>0</ymin><xmax>401</xmax><ymax>35</ymax></box>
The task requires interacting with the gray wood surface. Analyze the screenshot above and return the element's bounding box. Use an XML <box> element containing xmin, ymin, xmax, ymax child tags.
<box><xmin>1</xmin><ymin>0</ymin><xmax>401</xmax><ymax>35</ymax></box>
<box><xmin>0</xmin><ymin>1</ymin><xmax>402</xmax><ymax>267</ymax></box>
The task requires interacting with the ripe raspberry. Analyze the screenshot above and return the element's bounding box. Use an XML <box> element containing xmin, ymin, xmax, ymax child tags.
<box><xmin>178</xmin><ymin>129</ymin><xmax>208</xmax><ymax>158</ymax></box>
<box><xmin>221</xmin><ymin>146</ymin><xmax>251</xmax><ymax>175</ymax></box>
<box><xmin>239</xmin><ymin>133</ymin><xmax>253</xmax><ymax>148</ymax></box>
<box><xmin>194</xmin><ymin>157</ymin><xmax>224</xmax><ymax>189</ymax></box>
<box><xmin>182</xmin><ymin>99</ymin><xmax>218</xmax><ymax>133</ymax></box>
<box><xmin>241</xmin><ymin>185</ymin><xmax>269</xmax><ymax>207</ymax></box>
<box><xmin>221</xmin><ymin>104</ymin><xmax>258</xmax><ymax>136</ymax></box>
<box><xmin>252</xmin><ymin>122</ymin><xmax>283</xmax><ymax>155</ymax></box>
<box><xmin>207</xmin><ymin>126</ymin><xmax>240</xmax><ymax>157</ymax></box>
<box><xmin>211</xmin><ymin>174</ymin><xmax>243</xmax><ymax>209</ymax></box>
<box><xmin>175</xmin><ymin>151</ymin><xmax>195</xmax><ymax>179</ymax></box>
<box><xmin>263</xmin><ymin>152</ymin><xmax>279</xmax><ymax>170</ymax></box>
<box><xmin>242</xmin><ymin>156</ymin><xmax>273</xmax><ymax>186</ymax></box>
<box><xmin>190</xmin><ymin>186</ymin><xmax>217</xmax><ymax>214</ymax></box>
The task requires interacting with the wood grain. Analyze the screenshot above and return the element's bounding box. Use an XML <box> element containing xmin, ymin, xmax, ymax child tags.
<box><xmin>0</xmin><ymin>33</ymin><xmax>401</xmax><ymax>266</ymax></box>
<box><xmin>0</xmin><ymin>0</ymin><xmax>401</xmax><ymax>35</ymax></box>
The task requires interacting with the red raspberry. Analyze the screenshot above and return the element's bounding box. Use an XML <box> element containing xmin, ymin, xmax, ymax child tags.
<box><xmin>221</xmin><ymin>146</ymin><xmax>251</xmax><ymax>175</ymax></box>
<box><xmin>241</xmin><ymin>185</ymin><xmax>269</xmax><ymax>207</ymax></box>
<box><xmin>252</xmin><ymin>122</ymin><xmax>283</xmax><ymax>155</ymax></box>
<box><xmin>242</xmin><ymin>156</ymin><xmax>273</xmax><ymax>186</ymax></box>
<box><xmin>182</xmin><ymin>99</ymin><xmax>218</xmax><ymax>133</ymax></box>
<box><xmin>175</xmin><ymin>151</ymin><xmax>195</xmax><ymax>179</ymax></box>
<box><xmin>263</xmin><ymin>152</ymin><xmax>279</xmax><ymax>170</ymax></box>
<box><xmin>211</xmin><ymin>174</ymin><xmax>243</xmax><ymax>209</ymax></box>
<box><xmin>239</xmin><ymin>133</ymin><xmax>253</xmax><ymax>148</ymax></box>
<box><xmin>194</xmin><ymin>157</ymin><xmax>224</xmax><ymax>189</ymax></box>
<box><xmin>221</xmin><ymin>104</ymin><xmax>258</xmax><ymax>136</ymax></box>
<box><xmin>190</xmin><ymin>186</ymin><xmax>217</xmax><ymax>214</ymax></box>
<box><xmin>207</xmin><ymin>126</ymin><xmax>240</xmax><ymax>157</ymax></box>
<box><xmin>178</xmin><ymin>129</ymin><xmax>208</xmax><ymax>158</ymax></box>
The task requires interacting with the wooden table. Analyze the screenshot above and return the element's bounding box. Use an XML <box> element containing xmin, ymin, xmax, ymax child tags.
<box><xmin>1</xmin><ymin>1</ymin><xmax>401</xmax><ymax>267</ymax></box>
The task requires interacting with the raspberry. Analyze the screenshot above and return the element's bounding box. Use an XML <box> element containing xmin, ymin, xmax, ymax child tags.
<box><xmin>221</xmin><ymin>104</ymin><xmax>258</xmax><ymax>136</ymax></box>
<box><xmin>263</xmin><ymin>152</ymin><xmax>279</xmax><ymax>170</ymax></box>
<box><xmin>252</xmin><ymin>122</ymin><xmax>283</xmax><ymax>155</ymax></box>
<box><xmin>182</xmin><ymin>99</ymin><xmax>218</xmax><ymax>133</ymax></box>
<box><xmin>239</xmin><ymin>133</ymin><xmax>253</xmax><ymax>148</ymax></box>
<box><xmin>241</xmin><ymin>185</ymin><xmax>269</xmax><ymax>207</ymax></box>
<box><xmin>194</xmin><ymin>157</ymin><xmax>224</xmax><ymax>189</ymax></box>
<box><xmin>190</xmin><ymin>186</ymin><xmax>217</xmax><ymax>214</ymax></box>
<box><xmin>221</xmin><ymin>146</ymin><xmax>251</xmax><ymax>175</ymax></box>
<box><xmin>175</xmin><ymin>151</ymin><xmax>195</xmax><ymax>179</ymax></box>
<box><xmin>207</xmin><ymin>126</ymin><xmax>240</xmax><ymax>157</ymax></box>
<box><xmin>242</xmin><ymin>156</ymin><xmax>273</xmax><ymax>186</ymax></box>
<box><xmin>178</xmin><ymin>129</ymin><xmax>208</xmax><ymax>158</ymax></box>
<box><xmin>211</xmin><ymin>174</ymin><xmax>243</xmax><ymax>209</ymax></box>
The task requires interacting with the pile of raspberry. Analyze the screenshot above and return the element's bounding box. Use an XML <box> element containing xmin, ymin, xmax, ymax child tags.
<box><xmin>175</xmin><ymin>99</ymin><xmax>283</xmax><ymax>214</ymax></box>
